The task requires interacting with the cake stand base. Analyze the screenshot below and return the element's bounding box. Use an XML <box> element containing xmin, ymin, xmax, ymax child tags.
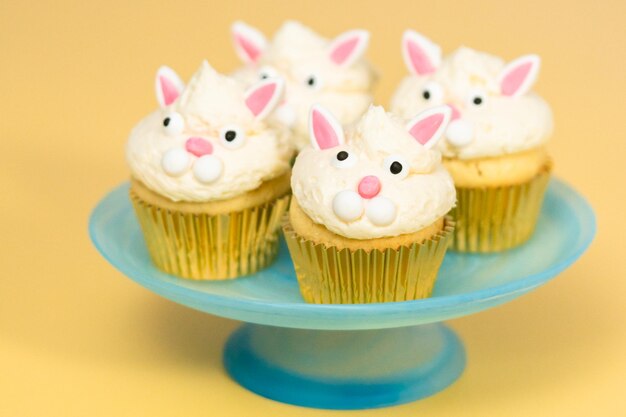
<box><xmin>223</xmin><ymin>323</ymin><xmax>465</xmax><ymax>409</ymax></box>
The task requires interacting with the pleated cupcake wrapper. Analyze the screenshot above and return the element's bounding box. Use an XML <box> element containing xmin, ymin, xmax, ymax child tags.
<box><xmin>130</xmin><ymin>190</ymin><xmax>290</xmax><ymax>280</ymax></box>
<box><xmin>283</xmin><ymin>217</ymin><xmax>454</xmax><ymax>304</ymax></box>
<box><xmin>450</xmin><ymin>163</ymin><xmax>552</xmax><ymax>253</ymax></box>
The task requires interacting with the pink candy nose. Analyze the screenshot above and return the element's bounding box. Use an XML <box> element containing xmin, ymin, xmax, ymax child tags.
<box><xmin>185</xmin><ymin>137</ymin><xmax>213</xmax><ymax>157</ymax></box>
<box><xmin>358</xmin><ymin>176</ymin><xmax>381</xmax><ymax>199</ymax></box>
<box><xmin>447</xmin><ymin>104</ymin><xmax>461</xmax><ymax>121</ymax></box>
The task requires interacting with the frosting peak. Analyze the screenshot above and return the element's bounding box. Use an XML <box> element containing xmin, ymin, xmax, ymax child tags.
<box><xmin>174</xmin><ymin>61</ymin><xmax>253</xmax><ymax>127</ymax></box>
<box><xmin>437</xmin><ymin>47</ymin><xmax>503</xmax><ymax>94</ymax></box>
<box><xmin>271</xmin><ymin>21</ymin><xmax>326</xmax><ymax>54</ymax></box>
<box><xmin>354</xmin><ymin>106</ymin><xmax>441</xmax><ymax>171</ymax></box>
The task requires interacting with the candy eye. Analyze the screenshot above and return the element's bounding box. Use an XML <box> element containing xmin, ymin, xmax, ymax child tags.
<box><xmin>467</xmin><ymin>88</ymin><xmax>487</xmax><ymax>107</ymax></box>
<box><xmin>258</xmin><ymin>66</ymin><xmax>278</xmax><ymax>80</ymax></box>
<box><xmin>304</xmin><ymin>73</ymin><xmax>323</xmax><ymax>90</ymax></box>
<box><xmin>331</xmin><ymin>149</ymin><xmax>357</xmax><ymax>168</ymax></box>
<box><xmin>219</xmin><ymin>125</ymin><xmax>246</xmax><ymax>149</ymax></box>
<box><xmin>383</xmin><ymin>155</ymin><xmax>409</xmax><ymax>179</ymax></box>
<box><xmin>421</xmin><ymin>81</ymin><xmax>444</xmax><ymax>103</ymax></box>
<box><xmin>162</xmin><ymin>112</ymin><xmax>185</xmax><ymax>136</ymax></box>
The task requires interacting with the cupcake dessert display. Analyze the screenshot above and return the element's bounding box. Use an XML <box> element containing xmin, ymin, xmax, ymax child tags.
<box><xmin>230</xmin><ymin>20</ymin><xmax>377</xmax><ymax>150</ymax></box>
<box><xmin>126</xmin><ymin>61</ymin><xmax>293</xmax><ymax>279</ymax></box>
<box><xmin>120</xmin><ymin>24</ymin><xmax>558</xmax><ymax>295</ymax></box>
<box><xmin>391</xmin><ymin>30</ymin><xmax>554</xmax><ymax>252</ymax></box>
<box><xmin>284</xmin><ymin>105</ymin><xmax>456</xmax><ymax>304</ymax></box>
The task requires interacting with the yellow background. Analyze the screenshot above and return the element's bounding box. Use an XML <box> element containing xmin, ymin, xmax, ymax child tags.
<box><xmin>1</xmin><ymin>0</ymin><xmax>625</xmax><ymax>415</ymax></box>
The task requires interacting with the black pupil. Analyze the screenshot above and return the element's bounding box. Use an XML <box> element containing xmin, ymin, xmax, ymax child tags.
<box><xmin>307</xmin><ymin>77</ymin><xmax>316</xmax><ymax>86</ymax></box>
<box><xmin>390</xmin><ymin>161</ymin><xmax>403</xmax><ymax>174</ymax></box>
<box><xmin>473</xmin><ymin>97</ymin><xmax>483</xmax><ymax>105</ymax></box>
<box><xmin>225</xmin><ymin>130</ymin><xmax>237</xmax><ymax>141</ymax></box>
<box><xmin>163</xmin><ymin>117</ymin><xmax>170</xmax><ymax>127</ymax></box>
<box><xmin>422</xmin><ymin>90</ymin><xmax>431</xmax><ymax>100</ymax></box>
<box><xmin>260</xmin><ymin>74</ymin><xmax>268</xmax><ymax>79</ymax></box>
<box><xmin>336</xmin><ymin>151</ymin><xmax>348</xmax><ymax>161</ymax></box>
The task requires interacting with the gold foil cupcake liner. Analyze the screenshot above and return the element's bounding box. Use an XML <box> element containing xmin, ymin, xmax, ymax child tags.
<box><xmin>283</xmin><ymin>217</ymin><xmax>454</xmax><ymax>304</ymax></box>
<box><xmin>450</xmin><ymin>162</ymin><xmax>552</xmax><ymax>253</ymax></box>
<box><xmin>130</xmin><ymin>189</ymin><xmax>290</xmax><ymax>280</ymax></box>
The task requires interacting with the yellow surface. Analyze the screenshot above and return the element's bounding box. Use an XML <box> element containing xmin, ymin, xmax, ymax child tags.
<box><xmin>1</xmin><ymin>0</ymin><xmax>625</xmax><ymax>415</ymax></box>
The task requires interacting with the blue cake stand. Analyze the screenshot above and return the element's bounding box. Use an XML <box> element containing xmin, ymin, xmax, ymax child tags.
<box><xmin>89</xmin><ymin>179</ymin><xmax>595</xmax><ymax>410</ymax></box>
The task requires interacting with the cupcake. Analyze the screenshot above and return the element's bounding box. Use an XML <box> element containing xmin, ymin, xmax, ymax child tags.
<box><xmin>390</xmin><ymin>30</ymin><xmax>553</xmax><ymax>252</ymax></box>
<box><xmin>230</xmin><ymin>20</ymin><xmax>377</xmax><ymax>150</ymax></box>
<box><xmin>284</xmin><ymin>105</ymin><xmax>456</xmax><ymax>304</ymax></box>
<box><xmin>126</xmin><ymin>61</ymin><xmax>293</xmax><ymax>279</ymax></box>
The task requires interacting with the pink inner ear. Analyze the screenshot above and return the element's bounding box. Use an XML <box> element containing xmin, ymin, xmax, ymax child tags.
<box><xmin>159</xmin><ymin>75</ymin><xmax>180</xmax><ymax>106</ymax></box>
<box><xmin>235</xmin><ymin>34</ymin><xmax>262</xmax><ymax>62</ymax></box>
<box><xmin>409</xmin><ymin>114</ymin><xmax>444</xmax><ymax>145</ymax></box>
<box><xmin>246</xmin><ymin>83</ymin><xmax>276</xmax><ymax>116</ymax></box>
<box><xmin>330</xmin><ymin>37</ymin><xmax>359</xmax><ymax>65</ymax></box>
<box><xmin>312</xmin><ymin>110</ymin><xmax>340</xmax><ymax>149</ymax></box>
<box><xmin>501</xmin><ymin>62</ymin><xmax>533</xmax><ymax>96</ymax></box>
<box><xmin>406</xmin><ymin>40</ymin><xmax>436</xmax><ymax>75</ymax></box>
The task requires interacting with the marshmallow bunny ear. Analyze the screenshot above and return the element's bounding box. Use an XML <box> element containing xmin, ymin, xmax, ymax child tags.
<box><xmin>309</xmin><ymin>105</ymin><xmax>345</xmax><ymax>150</ymax></box>
<box><xmin>244</xmin><ymin>78</ymin><xmax>284</xmax><ymax>120</ymax></box>
<box><xmin>328</xmin><ymin>30</ymin><xmax>370</xmax><ymax>67</ymax></box>
<box><xmin>401</xmin><ymin>30</ymin><xmax>441</xmax><ymax>75</ymax></box>
<box><xmin>406</xmin><ymin>106</ymin><xmax>451</xmax><ymax>149</ymax></box>
<box><xmin>499</xmin><ymin>54</ymin><xmax>541</xmax><ymax>97</ymax></box>
<box><xmin>231</xmin><ymin>21</ymin><xmax>267</xmax><ymax>64</ymax></box>
<box><xmin>155</xmin><ymin>66</ymin><xmax>184</xmax><ymax>108</ymax></box>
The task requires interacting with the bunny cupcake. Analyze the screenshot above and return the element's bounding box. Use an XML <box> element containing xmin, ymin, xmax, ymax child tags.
<box><xmin>284</xmin><ymin>105</ymin><xmax>456</xmax><ymax>304</ymax></box>
<box><xmin>127</xmin><ymin>61</ymin><xmax>293</xmax><ymax>280</ymax></box>
<box><xmin>230</xmin><ymin>20</ymin><xmax>377</xmax><ymax>150</ymax></box>
<box><xmin>390</xmin><ymin>30</ymin><xmax>554</xmax><ymax>252</ymax></box>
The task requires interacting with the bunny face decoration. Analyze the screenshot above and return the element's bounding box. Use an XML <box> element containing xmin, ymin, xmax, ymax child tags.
<box><xmin>126</xmin><ymin>61</ymin><xmax>292</xmax><ymax>202</ymax></box>
<box><xmin>390</xmin><ymin>30</ymin><xmax>553</xmax><ymax>160</ymax></box>
<box><xmin>231</xmin><ymin>20</ymin><xmax>377</xmax><ymax>150</ymax></box>
<box><xmin>291</xmin><ymin>105</ymin><xmax>456</xmax><ymax>240</ymax></box>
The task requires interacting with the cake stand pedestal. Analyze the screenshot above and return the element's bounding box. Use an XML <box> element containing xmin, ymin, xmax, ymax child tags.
<box><xmin>224</xmin><ymin>323</ymin><xmax>464</xmax><ymax>409</ymax></box>
<box><xmin>89</xmin><ymin>179</ymin><xmax>594</xmax><ymax>410</ymax></box>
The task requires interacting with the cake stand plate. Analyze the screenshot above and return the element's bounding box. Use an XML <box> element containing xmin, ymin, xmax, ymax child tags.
<box><xmin>89</xmin><ymin>179</ymin><xmax>595</xmax><ymax>409</ymax></box>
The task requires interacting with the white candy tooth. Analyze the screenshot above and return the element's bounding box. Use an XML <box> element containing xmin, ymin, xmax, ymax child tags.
<box><xmin>193</xmin><ymin>155</ymin><xmax>223</xmax><ymax>183</ymax></box>
<box><xmin>161</xmin><ymin>148</ymin><xmax>190</xmax><ymax>176</ymax></box>
<box><xmin>275</xmin><ymin>103</ymin><xmax>297</xmax><ymax>127</ymax></box>
<box><xmin>332</xmin><ymin>190</ymin><xmax>364</xmax><ymax>222</ymax></box>
<box><xmin>366</xmin><ymin>196</ymin><xmax>397</xmax><ymax>226</ymax></box>
<box><xmin>446</xmin><ymin>119</ymin><xmax>474</xmax><ymax>147</ymax></box>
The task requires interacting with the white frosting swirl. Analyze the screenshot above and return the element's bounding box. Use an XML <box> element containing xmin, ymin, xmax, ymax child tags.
<box><xmin>292</xmin><ymin>106</ymin><xmax>456</xmax><ymax>239</ymax></box>
<box><xmin>126</xmin><ymin>61</ymin><xmax>292</xmax><ymax>202</ymax></box>
<box><xmin>391</xmin><ymin>47</ymin><xmax>553</xmax><ymax>159</ymax></box>
<box><xmin>232</xmin><ymin>21</ymin><xmax>377</xmax><ymax>150</ymax></box>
